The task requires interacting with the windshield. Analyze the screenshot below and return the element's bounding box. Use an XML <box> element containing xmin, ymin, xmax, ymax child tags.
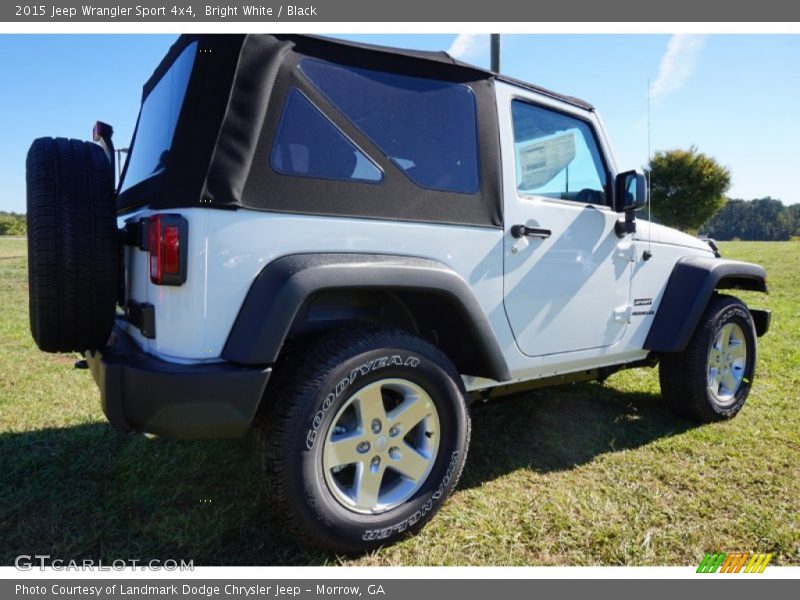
<box><xmin>120</xmin><ymin>42</ymin><xmax>197</xmax><ymax>193</ymax></box>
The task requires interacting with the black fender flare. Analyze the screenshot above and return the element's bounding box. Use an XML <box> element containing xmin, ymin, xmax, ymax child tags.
<box><xmin>222</xmin><ymin>253</ymin><xmax>512</xmax><ymax>382</ymax></box>
<box><xmin>644</xmin><ymin>256</ymin><xmax>767</xmax><ymax>353</ymax></box>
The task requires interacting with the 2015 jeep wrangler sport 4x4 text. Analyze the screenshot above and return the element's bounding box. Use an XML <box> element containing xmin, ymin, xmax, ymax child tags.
<box><xmin>26</xmin><ymin>34</ymin><xmax>771</xmax><ymax>553</ymax></box>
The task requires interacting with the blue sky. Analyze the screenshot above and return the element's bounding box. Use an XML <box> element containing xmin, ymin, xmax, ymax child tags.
<box><xmin>0</xmin><ymin>33</ymin><xmax>798</xmax><ymax>213</ymax></box>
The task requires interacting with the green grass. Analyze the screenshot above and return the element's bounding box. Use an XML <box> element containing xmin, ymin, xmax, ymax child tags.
<box><xmin>1</xmin><ymin>238</ymin><xmax>798</xmax><ymax>566</ymax></box>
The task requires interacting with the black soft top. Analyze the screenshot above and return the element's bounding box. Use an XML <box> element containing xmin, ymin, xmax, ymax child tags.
<box><xmin>142</xmin><ymin>34</ymin><xmax>594</xmax><ymax>112</ymax></box>
<box><xmin>118</xmin><ymin>34</ymin><xmax>593</xmax><ymax>227</ymax></box>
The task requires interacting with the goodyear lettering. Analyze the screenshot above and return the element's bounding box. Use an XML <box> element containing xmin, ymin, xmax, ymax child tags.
<box><xmin>305</xmin><ymin>355</ymin><xmax>420</xmax><ymax>449</ymax></box>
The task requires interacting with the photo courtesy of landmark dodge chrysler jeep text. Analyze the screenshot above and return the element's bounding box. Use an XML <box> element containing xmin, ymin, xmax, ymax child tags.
<box><xmin>25</xmin><ymin>34</ymin><xmax>771</xmax><ymax>553</ymax></box>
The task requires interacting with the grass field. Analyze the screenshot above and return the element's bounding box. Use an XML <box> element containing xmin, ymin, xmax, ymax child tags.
<box><xmin>0</xmin><ymin>238</ymin><xmax>797</xmax><ymax>566</ymax></box>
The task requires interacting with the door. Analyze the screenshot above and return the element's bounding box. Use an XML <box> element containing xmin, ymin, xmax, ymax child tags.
<box><xmin>497</xmin><ymin>83</ymin><xmax>632</xmax><ymax>357</ymax></box>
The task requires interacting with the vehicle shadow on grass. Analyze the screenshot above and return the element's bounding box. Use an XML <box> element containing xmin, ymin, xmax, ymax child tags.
<box><xmin>0</xmin><ymin>423</ymin><xmax>326</xmax><ymax>566</ymax></box>
<box><xmin>0</xmin><ymin>383</ymin><xmax>696</xmax><ymax>566</ymax></box>
<box><xmin>461</xmin><ymin>381</ymin><xmax>698</xmax><ymax>489</ymax></box>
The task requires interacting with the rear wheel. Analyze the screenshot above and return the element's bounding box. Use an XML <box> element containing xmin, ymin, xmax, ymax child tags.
<box><xmin>26</xmin><ymin>137</ymin><xmax>118</xmax><ymax>353</ymax></box>
<box><xmin>659</xmin><ymin>294</ymin><xmax>756</xmax><ymax>422</ymax></box>
<box><xmin>254</xmin><ymin>327</ymin><xmax>470</xmax><ymax>553</ymax></box>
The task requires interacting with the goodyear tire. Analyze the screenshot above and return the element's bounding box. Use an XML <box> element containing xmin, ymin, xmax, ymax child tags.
<box><xmin>659</xmin><ymin>294</ymin><xmax>757</xmax><ymax>422</ymax></box>
<box><xmin>26</xmin><ymin>137</ymin><xmax>118</xmax><ymax>353</ymax></box>
<box><xmin>254</xmin><ymin>327</ymin><xmax>470</xmax><ymax>554</ymax></box>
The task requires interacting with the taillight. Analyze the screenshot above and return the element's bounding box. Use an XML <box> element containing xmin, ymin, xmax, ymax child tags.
<box><xmin>147</xmin><ymin>214</ymin><xmax>188</xmax><ymax>285</ymax></box>
<box><xmin>163</xmin><ymin>226</ymin><xmax>180</xmax><ymax>274</ymax></box>
<box><xmin>148</xmin><ymin>215</ymin><xmax>161</xmax><ymax>282</ymax></box>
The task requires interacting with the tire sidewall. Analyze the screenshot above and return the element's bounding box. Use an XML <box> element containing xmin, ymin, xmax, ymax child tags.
<box><xmin>704</xmin><ymin>301</ymin><xmax>756</xmax><ymax>417</ymax></box>
<box><xmin>290</xmin><ymin>343</ymin><xmax>468</xmax><ymax>552</ymax></box>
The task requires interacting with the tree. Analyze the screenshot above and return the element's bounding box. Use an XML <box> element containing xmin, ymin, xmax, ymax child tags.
<box><xmin>647</xmin><ymin>147</ymin><xmax>731</xmax><ymax>233</ymax></box>
<box><xmin>0</xmin><ymin>212</ymin><xmax>27</xmax><ymax>236</ymax></box>
<box><xmin>787</xmin><ymin>203</ymin><xmax>800</xmax><ymax>237</ymax></box>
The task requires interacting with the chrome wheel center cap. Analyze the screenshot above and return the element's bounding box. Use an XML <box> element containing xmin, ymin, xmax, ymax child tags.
<box><xmin>374</xmin><ymin>435</ymin><xmax>389</xmax><ymax>452</ymax></box>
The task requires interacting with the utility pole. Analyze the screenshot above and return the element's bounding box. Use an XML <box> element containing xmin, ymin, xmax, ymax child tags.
<box><xmin>490</xmin><ymin>34</ymin><xmax>500</xmax><ymax>73</ymax></box>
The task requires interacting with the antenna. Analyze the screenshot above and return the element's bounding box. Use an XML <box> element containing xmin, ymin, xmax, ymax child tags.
<box><xmin>645</xmin><ymin>78</ymin><xmax>653</xmax><ymax>258</ymax></box>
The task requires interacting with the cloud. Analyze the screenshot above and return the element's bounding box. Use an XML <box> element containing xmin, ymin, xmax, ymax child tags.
<box><xmin>447</xmin><ymin>34</ymin><xmax>489</xmax><ymax>63</ymax></box>
<box><xmin>649</xmin><ymin>35</ymin><xmax>706</xmax><ymax>105</ymax></box>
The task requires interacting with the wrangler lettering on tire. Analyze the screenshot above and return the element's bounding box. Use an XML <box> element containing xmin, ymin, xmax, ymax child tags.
<box><xmin>362</xmin><ymin>449</ymin><xmax>460</xmax><ymax>541</ymax></box>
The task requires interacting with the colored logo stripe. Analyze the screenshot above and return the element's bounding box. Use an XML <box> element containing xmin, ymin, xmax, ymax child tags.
<box><xmin>697</xmin><ymin>552</ymin><xmax>773</xmax><ymax>573</ymax></box>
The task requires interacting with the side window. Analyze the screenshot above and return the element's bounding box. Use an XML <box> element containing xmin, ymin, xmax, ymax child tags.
<box><xmin>270</xmin><ymin>89</ymin><xmax>382</xmax><ymax>184</ymax></box>
<box><xmin>511</xmin><ymin>100</ymin><xmax>608</xmax><ymax>205</ymax></box>
<box><xmin>300</xmin><ymin>58</ymin><xmax>480</xmax><ymax>194</ymax></box>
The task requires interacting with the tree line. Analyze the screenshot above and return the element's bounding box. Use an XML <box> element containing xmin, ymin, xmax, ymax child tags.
<box><xmin>702</xmin><ymin>197</ymin><xmax>799</xmax><ymax>241</ymax></box>
<box><xmin>0</xmin><ymin>211</ymin><xmax>26</xmax><ymax>236</ymax></box>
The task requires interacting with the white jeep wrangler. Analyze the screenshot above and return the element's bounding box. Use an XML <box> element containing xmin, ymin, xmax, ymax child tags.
<box><xmin>25</xmin><ymin>34</ymin><xmax>770</xmax><ymax>553</ymax></box>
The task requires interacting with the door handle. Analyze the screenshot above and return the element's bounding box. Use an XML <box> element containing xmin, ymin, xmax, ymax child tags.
<box><xmin>511</xmin><ymin>224</ymin><xmax>551</xmax><ymax>239</ymax></box>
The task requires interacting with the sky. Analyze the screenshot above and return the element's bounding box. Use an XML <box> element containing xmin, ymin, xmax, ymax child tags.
<box><xmin>0</xmin><ymin>33</ymin><xmax>798</xmax><ymax>213</ymax></box>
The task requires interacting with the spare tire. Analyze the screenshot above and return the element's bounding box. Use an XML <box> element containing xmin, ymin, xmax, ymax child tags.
<box><xmin>26</xmin><ymin>137</ymin><xmax>119</xmax><ymax>353</ymax></box>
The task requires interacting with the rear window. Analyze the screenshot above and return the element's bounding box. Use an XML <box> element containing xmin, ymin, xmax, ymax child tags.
<box><xmin>120</xmin><ymin>42</ymin><xmax>197</xmax><ymax>193</ymax></box>
<box><xmin>299</xmin><ymin>58</ymin><xmax>480</xmax><ymax>194</ymax></box>
<box><xmin>270</xmin><ymin>89</ymin><xmax>383</xmax><ymax>184</ymax></box>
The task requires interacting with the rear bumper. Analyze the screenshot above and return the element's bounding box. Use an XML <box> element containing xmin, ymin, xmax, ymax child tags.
<box><xmin>86</xmin><ymin>324</ymin><xmax>271</xmax><ymax>440</ymax></box>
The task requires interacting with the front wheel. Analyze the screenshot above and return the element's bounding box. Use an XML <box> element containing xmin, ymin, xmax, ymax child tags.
<box><xmin>659</xmin><ymin>294</ymin><xmax>757</xmax><ymax>422</ymax></box>
<box><xmin>254</xmin><ymin>327</ymin><xmax>470</xmax><ymax>553</ymax></box>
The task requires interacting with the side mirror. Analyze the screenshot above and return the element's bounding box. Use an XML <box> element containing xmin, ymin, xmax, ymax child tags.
<box><xmin>613</xmin><ymin>170</ymin><xmax>648</xmax><ymax>237</ymax></box>
<box><xmin>614</xmin><ymin>170</ymin><xmax>648</xmax><ymax>213</ymax></box>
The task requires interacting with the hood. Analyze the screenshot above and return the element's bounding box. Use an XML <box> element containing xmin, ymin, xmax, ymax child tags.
<box><xmin>634</xmin><ymin>220</ymin><xmax>715</xmax><ymax>254</ymax></box>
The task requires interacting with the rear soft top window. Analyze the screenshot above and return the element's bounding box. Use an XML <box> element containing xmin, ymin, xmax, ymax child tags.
<box><xmin>120</xmin><ymin>41</ymin><xmax>197</xmax><ymax>193</ymax></box>
<box><xmin>299</xmin><ymin>58</ymin><xmax>480</xmax><ymax>195</ymax></box>
<box><xmin>270</xmin><ymin>89</ymin><xmax>383</xmax><ymax>184</ymax></box>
